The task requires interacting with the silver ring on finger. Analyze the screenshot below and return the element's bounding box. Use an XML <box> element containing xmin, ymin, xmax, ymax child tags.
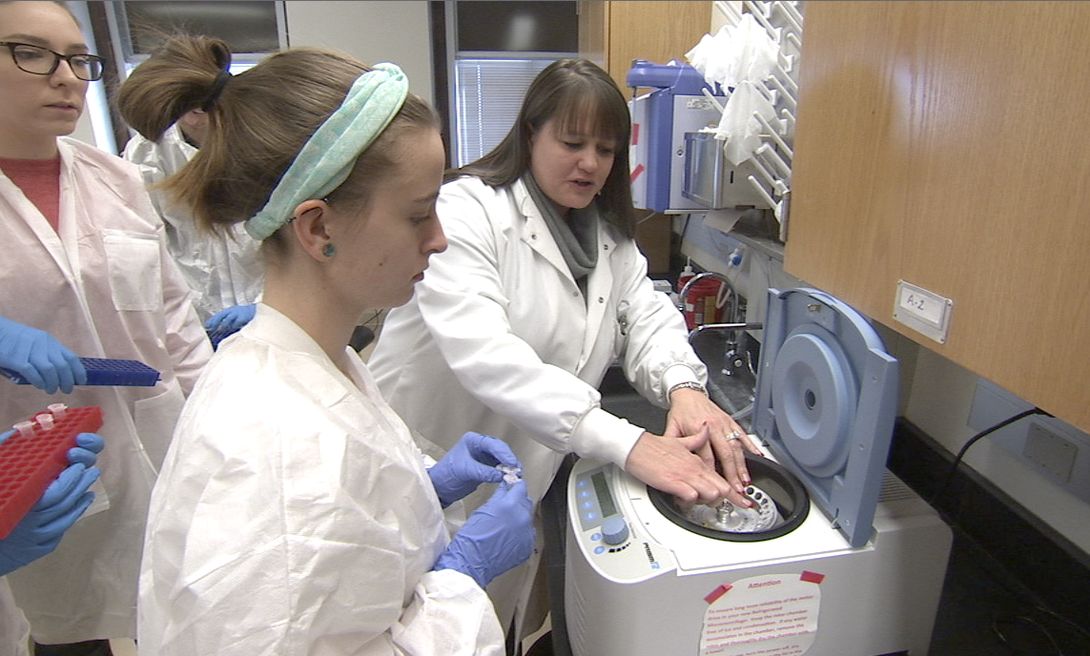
<box><xmin>726</xmin><ymin>431</ymin><xmax>742</xmax><ymax>441</ymax></box>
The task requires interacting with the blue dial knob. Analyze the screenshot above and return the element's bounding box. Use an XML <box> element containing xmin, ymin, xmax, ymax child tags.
<box><xmin>601</xmin><ymin>515</ymin><xmax>630</xmax><ymax>545</ymax></box>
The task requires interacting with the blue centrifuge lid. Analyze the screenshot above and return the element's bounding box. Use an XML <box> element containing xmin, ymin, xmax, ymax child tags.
<box><xmin>751</xmin><ymin>288</ymin><xmax>899</xmax><ymax>548</ymax></box>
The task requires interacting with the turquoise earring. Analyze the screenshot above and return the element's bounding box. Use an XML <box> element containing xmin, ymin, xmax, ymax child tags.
<box><xmin>322</xmin><ymin>243</ymin><xmax>336</xmax><ymax>258</ymax></box>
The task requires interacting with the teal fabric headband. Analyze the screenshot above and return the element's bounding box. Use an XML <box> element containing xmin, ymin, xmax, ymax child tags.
<box><xmin>244</xmin><ymin>63</ymin><xmax>410</xmax><ymax>241</ymax></box>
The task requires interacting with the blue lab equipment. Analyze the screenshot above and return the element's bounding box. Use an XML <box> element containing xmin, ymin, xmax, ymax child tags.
<box><xmin>627</xmin><ymin>60</ymin><xmax>723</xmax><ymax>214</ymax></box>
<box><xmin>1</xmin><ymin>357</ymin><xmax>160</xmax><ymax>387</ymax></box>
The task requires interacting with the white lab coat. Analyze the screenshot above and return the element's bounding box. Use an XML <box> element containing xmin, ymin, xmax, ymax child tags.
<box><xmin>139</xmin><ymin>304</ymin><xmax>504</xmax><ymax>655</ymax></box>
<box><xmin>0</xmin><ymin>137</ymin><xmax>212</xmax><ymax>643</ymax></box>
<box><xmin>122</xmin><ymin>125</ymin><xmax>264</xmax><ymax>323</ymax></box>
<box><xmin>0</xmin><ymin>579</ymin><xmax>29</xmax><ymax>656</ymax></box>
<box><xmin>369</xmin><ymin>176</ymin><xmax>706</xmax><ymax>630</ymax></box>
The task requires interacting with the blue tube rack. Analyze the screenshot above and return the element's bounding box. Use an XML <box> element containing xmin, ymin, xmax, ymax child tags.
<box><xmin>1</xmin><ymin>357</ymin><xmax>160</xmax><ymax>387</ymax></box>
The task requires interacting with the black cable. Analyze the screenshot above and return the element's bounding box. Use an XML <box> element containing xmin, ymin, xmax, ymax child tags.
<box><xmin>359</xmin><ymin>308</ymin><xmax>384</xmax><ymax>326</ymax></box>
<box><xmin>680</xmin><ymin>213</ymin><xmax>694</xmax><ymax>245</ymax></box>
<box><xmin>1037</xmin><ymin>604</ymin><xmax>1090</xmax><ymax>642</ymax></box>
<box><xmin>993</xmin><ymin>613</ymin><xmax>1064</xmax><ymax>655</ymax></box>
<box><xmin>991</xmin><ymin>604</ymin><xmax>1090</xmax><ymax>656</ymax></box>
<box><xmin>980</xmin><ymin>555</ymin><xmax>1090</xmax><ymax>648</ymax></box>
<box><xmin>923</xmin><ymin>408</ymin><xmax>1090</xmax><ymax>654</ymax></box>
<box><xmin>928</xmin><ymin>407</ymin><xmax>1050</xmax><ymax>507</ymax></box>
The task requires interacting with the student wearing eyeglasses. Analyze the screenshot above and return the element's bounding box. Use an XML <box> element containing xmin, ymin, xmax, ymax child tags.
<box><xmin>0</xmin><ymin>3</ymin><xmax>212</xmax><ymax>654</ymax></box>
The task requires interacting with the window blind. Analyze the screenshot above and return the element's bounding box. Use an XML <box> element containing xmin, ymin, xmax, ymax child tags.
<box><xmin>453</xmin><ymin>57</ymin><xmax>554</xmax><ymax>167</ymax></box>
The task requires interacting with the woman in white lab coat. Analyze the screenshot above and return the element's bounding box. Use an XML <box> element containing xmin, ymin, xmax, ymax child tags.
<box><xmin>368</xmin><ymin>58</ymin><xmax>762</xmax><ymax>640</ymax></box>
<box><xmin>0</xmin><ymin>2</ymin><xmax>212</xmax><ymax>653</ymax></box>
<box><xmin>119</xmin><ymin>34</ymin><xmax>534</xmax><ymax>655</ymax></box>
<box><xmin>119</xmin><ymin>110</ymin><xmax>264</xmax><ymax>324</ymax></box>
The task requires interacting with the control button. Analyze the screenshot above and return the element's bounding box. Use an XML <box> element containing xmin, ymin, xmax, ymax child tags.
<box><xmin>601</xmin><ymin>515</ymin><xmax>630</xmax><ymax>546</ymax></box>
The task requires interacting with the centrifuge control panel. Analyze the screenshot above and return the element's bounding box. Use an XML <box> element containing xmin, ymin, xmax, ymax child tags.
<box><xmin>570</xmin><ymin>463</ymin><xmax>676</xmax><ymax>582</ymax></box>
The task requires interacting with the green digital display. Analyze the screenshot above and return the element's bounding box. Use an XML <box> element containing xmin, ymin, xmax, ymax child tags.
<box><xmin>592</xmin><ymin>470</ymin><xmax>616</xmax><ymax>518</ymax></box>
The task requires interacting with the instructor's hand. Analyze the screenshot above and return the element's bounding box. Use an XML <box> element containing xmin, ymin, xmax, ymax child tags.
<box><xmin>624</xmin><ymin>427</ymin><xmax>751</xmax><ymax>508</ymax></box>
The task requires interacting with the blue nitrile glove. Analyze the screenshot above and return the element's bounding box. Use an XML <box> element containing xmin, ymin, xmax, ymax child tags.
<box><xmin>427</xmin><ymin>432</ymin><xmax>520</xmax><ymax>508</ymax></box>
<box><xmin>433</xmin><ymin>479</ymin><xmax>534</xmax><ymax>589</ymax></box>
<box><xmin>66</xmin><ymin>432</ymin><xmax>105</xmax><ymax>468</ymax></box>
<box><xmin>204</xmin><ymin>304</ymin><xmax>257</xmax><ymax>333</ymax></box>
<box><xmin>0</xmin><ymin>316</ymin><xmax>87</xmax><ymax>394</ymax></box>
<box><xmin>0</xmin><ymin>430</ymin><xmax>102</xmax><ymax>576</ymax></box>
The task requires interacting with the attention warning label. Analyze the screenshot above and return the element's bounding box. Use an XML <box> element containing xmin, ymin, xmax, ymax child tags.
<box><xmin>699</xmin><ymin>572</ymin><xmax>823</xmax><ymax>656</ymax></box>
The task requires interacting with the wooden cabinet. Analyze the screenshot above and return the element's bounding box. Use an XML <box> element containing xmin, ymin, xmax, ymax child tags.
<box><xmin>787</xmin><ymin>1</ymin><xmax>1090</xmax><ymax>433</ymax></box>
<box><xmin>579</xmin><ymin>1</ymin><xmax>712</xmax><ymax>274</ymax></box>
<box><xmin>578</xmin><ymin>1</ymin><xmax>711</xmax><ymax>94</ymax></box>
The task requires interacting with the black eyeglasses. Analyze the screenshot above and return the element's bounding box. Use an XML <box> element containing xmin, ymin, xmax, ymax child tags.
<box><xmin>0</xmin><ymin>41</ymin><xmax>105</xmax><ymax>81</ymax></box>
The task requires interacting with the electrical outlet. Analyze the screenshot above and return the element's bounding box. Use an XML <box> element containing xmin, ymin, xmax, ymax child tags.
<box><xmin>968</xmin><ymin>378</ymin><xmax>1034</xmax><ymax>433</ymax></box>
<box><xmin>1023</xmin><ymin>421</ymin><xmax>1078</xmax><ymax>483</ymax></box>
<box><xmin>968</xmin><ymin>377</ymin><xmax>1090</xmax><ymax>505</ymax></box>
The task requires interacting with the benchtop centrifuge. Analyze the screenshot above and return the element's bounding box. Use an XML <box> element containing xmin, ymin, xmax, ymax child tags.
<box><xmin>565</xmin><ymin>288</ymin><xmax>952</xmax><ymax>656</ymax></box>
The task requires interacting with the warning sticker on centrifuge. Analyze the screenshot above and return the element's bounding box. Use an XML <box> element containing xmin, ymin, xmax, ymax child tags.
<box><xmin>699</xmin><ymin>572</ymin><xmax>822</xmax><ymax>656</ymax></box>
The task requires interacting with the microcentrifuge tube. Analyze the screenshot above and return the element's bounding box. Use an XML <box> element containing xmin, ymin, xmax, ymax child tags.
<box><xmin>14</xmin><ymin>421</ymin><xmax>35</xmax><ymax>437</ymax></box>
<box><xmin>47</xmin><ymin>403</ymin><xmax>68</xmax><ymax>418</ymax></box>
<box><xmin>36</xmin><ymin>414</ymin><xmax>54</xmax><ymax>430</ymax></box>
<box><xmin>497</xmin><ymin>464</ymin><xmax>522</xmax><ymax>487</ymax></box>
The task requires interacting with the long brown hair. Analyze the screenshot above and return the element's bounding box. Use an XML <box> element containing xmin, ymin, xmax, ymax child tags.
<box><xmin>449</xmin><ymin>58</ymin><xmax>636</xmax><ymax>238</ymax></box>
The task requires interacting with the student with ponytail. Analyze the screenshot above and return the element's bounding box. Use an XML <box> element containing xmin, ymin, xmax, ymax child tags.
<box><xmin>117</xmin><ymin>33</ymin><xmax>534</xmax><ymax>655</ymax></box>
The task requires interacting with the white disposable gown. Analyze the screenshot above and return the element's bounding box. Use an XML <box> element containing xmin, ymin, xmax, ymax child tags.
<box><xmin>122</xmin><ymin>124</ymin><xmax>264</xmax><ymax>322</ymax></box>
<box><xmin>139</xmin><ymin>304</ymin><xmax>504</xmax><ymax>655</ymax></box>
<box><xmin>0</xmin><ymin>137</ymin><xmax>212</xmax><ymax>642</ymax></box>
<box><xmin>368</xmin><ymin>176</ymin><xmax>707</xmax><ymax>630</ymax></box>
<box><xmin>0</xmin><ymin>578</ymin><xmax>29</xmax><ymax>656</ymax></box>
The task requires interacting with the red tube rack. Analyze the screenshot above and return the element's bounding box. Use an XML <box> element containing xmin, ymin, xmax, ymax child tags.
<box><xmin>0</xmin><ymin>405</ymin><xmax>103</xmax><ymax>539</ymax></box>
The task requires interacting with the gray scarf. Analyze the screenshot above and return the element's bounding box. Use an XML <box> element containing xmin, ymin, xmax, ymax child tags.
<box><xmin>523</xmin><ymin>173</ymin><xmax>599</xmax><ymax>282</ymax></box>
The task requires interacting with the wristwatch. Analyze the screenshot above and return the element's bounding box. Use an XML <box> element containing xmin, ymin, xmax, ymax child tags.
<box><xmin>668</xmin><ymin>381</ymin><xmax>708</xmax><ymax>397</ymax></box>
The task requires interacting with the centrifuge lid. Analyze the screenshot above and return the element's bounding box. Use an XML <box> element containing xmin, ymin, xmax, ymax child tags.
<box><xmin>751</xmin><ymin>288</ymin><xmax>899</xmax><ymax>548</ymax></box>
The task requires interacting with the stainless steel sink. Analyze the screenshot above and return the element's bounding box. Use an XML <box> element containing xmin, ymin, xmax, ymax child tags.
<box><xmin>599</xmin><ymin>326</ymin><xmax>760</xmax><ymax>433</ymax></box>
<box><xmin>688</xmin><ymin>326</ymin><xmax>760</xmax><ymax>431</ymax></box>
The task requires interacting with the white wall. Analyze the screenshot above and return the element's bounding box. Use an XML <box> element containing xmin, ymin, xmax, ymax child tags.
<box><xmin>69</xmin><ymin>1</ymin><xmax>435</xmax><ymax>152</ymax></box>
<box><xmin>904</xmin><ymin>347</ymin><xmax>1090</xmax><ymax>554</ymax></box>
<box><xmin>69</xmin><ymin>1</ymin><xmax>111</xmax><ymax>151</ymax></box>
<box><xmin>283</xmin><ymin>1</ymin><xmax>433</xmax><ymax>103</ymax></box>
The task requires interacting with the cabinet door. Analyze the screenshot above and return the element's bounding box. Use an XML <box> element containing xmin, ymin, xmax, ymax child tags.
<box><xmin>787</xmin><ymin>1</ymin><xmax>1090</xmax><ymax>433</ymax></box>
<box><xmin>579</xmin><ymin>1</ymin><xmax>712</xmax><ymax>273</ymax></box>
<box><xmin>580</xmin><ymin>1</ymin><xmax>711</xmax><ymax>92</ymax></box>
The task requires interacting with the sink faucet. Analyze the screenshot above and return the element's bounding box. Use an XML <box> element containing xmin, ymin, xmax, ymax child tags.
<box><xmin>679</xmin><ymin>271</ymin><xmax>761</xmax><ymax>377</ymax></box>
<box><xmin>678</xmin><ymin>270</ymin><xmax>748</xmax><ymax>330</ymax></box>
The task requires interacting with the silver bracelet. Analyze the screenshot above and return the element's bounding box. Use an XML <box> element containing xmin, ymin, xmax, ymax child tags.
<box><xmin>668</xmin><ymin>381</ymin><xmax>707</xmax><ymax>397</ymax></box>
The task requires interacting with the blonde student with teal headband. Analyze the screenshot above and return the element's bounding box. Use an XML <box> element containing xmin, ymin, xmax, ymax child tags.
<box><xmin>117</xmin><ymin>35</ymin><xmax>534</xmax><ymax>655</ymax></box>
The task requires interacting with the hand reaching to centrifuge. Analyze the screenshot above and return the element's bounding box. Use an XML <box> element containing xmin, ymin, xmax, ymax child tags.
<box><xmin>664</xmin><ymin>386</ymin><xmax>762</xmax><ymax>502</ymax></box>
<box><xmin>625</xmin><ymin>426</ymin><xmax>754</xmax><ymax>509</ymax></box>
